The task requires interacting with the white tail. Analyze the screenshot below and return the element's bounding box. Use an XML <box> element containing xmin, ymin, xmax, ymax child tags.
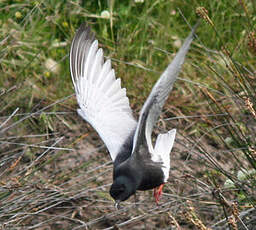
<box><xmin>152</xmin><ymin>129</ymin><xmax>176</xmax><ymax>182</ymax></box>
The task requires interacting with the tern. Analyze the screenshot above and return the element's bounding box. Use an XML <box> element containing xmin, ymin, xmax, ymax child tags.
<box><xmin>70</xmin><ymin>23</ymin><xmax>197</xmax><ymax>207</ymax></box>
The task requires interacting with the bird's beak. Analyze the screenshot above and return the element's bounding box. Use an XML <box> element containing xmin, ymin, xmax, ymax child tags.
<box><xmin>115</xmin><ymin>200</ymin><xmax>121</xmax><ymax>210</ymax></box>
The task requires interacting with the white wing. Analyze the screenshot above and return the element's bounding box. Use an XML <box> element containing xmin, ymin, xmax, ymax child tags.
<box><xmin>70</xmin><ymin>24</ymin><xmax>137</xmax><ymax>161</ymax></box>
<box><xmin>132</xmin><ymin>23</ymin><xmax>198</xmax><ymax>156</ymax></box>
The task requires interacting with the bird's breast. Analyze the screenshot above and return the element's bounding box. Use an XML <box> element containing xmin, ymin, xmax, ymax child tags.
<box><xmin>137</xmin><ymin>163</ymin><xmax>164</xmax><ymax>190</ymax></box>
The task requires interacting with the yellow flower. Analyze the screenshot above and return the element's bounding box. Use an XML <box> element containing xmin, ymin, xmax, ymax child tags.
<box><xmin>15</xmin><ymin>11</ymin><xmax>22</xmax><ymax>19</ymax></box>
<box><xmin>62</xmin><ymin>21</ymin><xmax>68</xmax><ymax>28</ymax></box>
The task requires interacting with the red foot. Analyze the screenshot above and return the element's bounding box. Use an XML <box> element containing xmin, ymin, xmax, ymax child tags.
<box><xmin>153</xmin><ymin>184</ymin><xmax>164</xmax><ymax>204</ymax></box>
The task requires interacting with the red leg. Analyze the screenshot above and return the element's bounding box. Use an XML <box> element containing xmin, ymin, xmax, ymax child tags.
<box><xmin>153</xmin><ymin>183</ymin><xmax>164</xmax><ymax>204</ymax></box>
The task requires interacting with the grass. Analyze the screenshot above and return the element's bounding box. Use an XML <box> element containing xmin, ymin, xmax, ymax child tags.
<box><xmin>0</xmin><ymin>0</ymin><xmax>255</xmax><ymax>229</ymax></box>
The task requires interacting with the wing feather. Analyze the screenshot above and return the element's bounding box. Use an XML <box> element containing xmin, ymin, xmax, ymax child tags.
<box><xmin>70</xmin><ymin>24</ymin><xmax>137</xmax><ymax>161</ymax></box>
<box><xmin>132</xmin><ymin>23</ymin><xmax>198</xmax><ymax>156</ymax></box>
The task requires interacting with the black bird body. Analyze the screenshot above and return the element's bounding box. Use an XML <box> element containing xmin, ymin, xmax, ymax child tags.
<box><xmin>114</xmin><ymin>146</ymin><xmax>165</xmax><ymax>190</ymax></box>
<box><xmin>70</xmin><ymin>23</ymin><xmax>198</xmax><ymax>205</ymax></box>
<box><xmin>110</xmin><ymin>130</ymin><xmax>164</xmax><ymax>202</ymax></box>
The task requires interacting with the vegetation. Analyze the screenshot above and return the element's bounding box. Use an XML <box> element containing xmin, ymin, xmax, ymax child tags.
<box><xmin>0</xmin><ymin>0</ymin><xmax>255</xmax><ymax>229</ymax></box>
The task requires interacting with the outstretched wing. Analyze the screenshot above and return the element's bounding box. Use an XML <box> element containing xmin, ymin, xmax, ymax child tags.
<box><xmin>70</xmin><ymin>24</ymin><xmax>137</xmax><ymax>161</ymax></box>
<box><xmin>132</xmin><ymin>23</ymin><xmax>198</xmax><ymax>155</ymax></box>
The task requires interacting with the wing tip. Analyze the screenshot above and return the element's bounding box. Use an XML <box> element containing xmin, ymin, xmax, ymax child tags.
<box><xmin>74</xmin><ymin>23</ymin><xmax>95</xmax><ymax>41</ymax></box>
<box><xmin>187</xmin><ymin>20</ymin><xmax>200</xmax><ymax>42</ymax></box>
<box><xmin>70</xmin><ymin>23</ymin><xmax>96</xmax><ymax>86</ymax></box>
<box><xmin>70</xmin><ymin>23</ymin><xmax>96</xmax><ymax>57</ymax></box>
<box><xmin>192</xmin><ymin>20</ymin><xmax>200</xmax><ymax>34</ymax></box>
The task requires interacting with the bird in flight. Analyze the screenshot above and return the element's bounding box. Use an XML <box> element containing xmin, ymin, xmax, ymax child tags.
<box><xmin>70</xmin><ymin>23</ymin><xmax>197</xmax><ymax>208</ymax></box>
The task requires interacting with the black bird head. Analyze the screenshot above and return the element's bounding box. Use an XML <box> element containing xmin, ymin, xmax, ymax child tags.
<box><xmin>110</xmin><ymin>175</ymin><xmax>136</xmax><ymax>204</ymax></box>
